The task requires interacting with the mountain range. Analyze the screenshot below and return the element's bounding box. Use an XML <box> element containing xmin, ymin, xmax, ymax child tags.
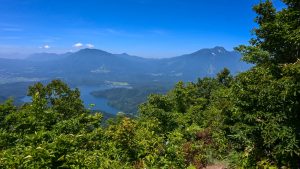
<box><xmin>0</xmin><ymin>46</ymin><xmax>250</xmax><ymax>85</ymax></box>
<box><xmin>0</xmin><ymin>46</ymin><xmax>251</xmax><ymax>103</ymax></box>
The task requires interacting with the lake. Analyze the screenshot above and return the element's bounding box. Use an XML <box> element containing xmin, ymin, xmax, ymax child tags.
<box><xmin>77</xmin><ymin>85</ymin><xmax>120</xmax><ymax>114</ymax></box>
<box><xmin>21</xmin><ymin>85</ymin><xmax>121</xmax><ymax>115</ymax></box>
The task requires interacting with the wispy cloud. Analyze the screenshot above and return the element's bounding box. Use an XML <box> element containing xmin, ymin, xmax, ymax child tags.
<box><xmin>86</xmin><ymin>43</ymin><xmax>94</xmax><ymax>48</ymax></box>
<box><xmin>39</xmin><ymin>45</ymin><xmax>50</xmax><ymax>49</ymax></box>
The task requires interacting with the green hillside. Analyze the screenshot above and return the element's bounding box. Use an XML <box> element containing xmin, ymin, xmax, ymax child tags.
<box><xmin>0</xmin><ymin>0</ymin><xmax>300</xmax><ymax>168</ymax></box>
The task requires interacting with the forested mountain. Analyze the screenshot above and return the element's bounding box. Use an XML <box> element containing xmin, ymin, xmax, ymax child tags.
<box><xmin>154</xmin><ymin>46</ymin><xmax>248</xmax><ymax>80</ymax></box>
<box><xmin>1</xmin><ymin>0</ymin><xmax>299</xmax><ymax>168</ymax></box>
<box><xmin>0</xmin><ymin>46</ymin><xmax>250</xmax><ymax>103</ymax></box>
<box><xmin>0</xmin><ymin>46</ymin><xmax>248</xmax><ymax>81</ymax></box>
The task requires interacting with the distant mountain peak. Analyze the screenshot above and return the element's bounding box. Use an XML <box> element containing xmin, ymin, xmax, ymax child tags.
<box><xmin>76</xmin><ymin>48</ymin><xmax>112</xmax><ymax>55</ymax></box>
<box><xmin>188</xmin><ymin>46</ymin><xmax>228</xmax><ymax>57</ymax></box>
<box><xmin>78</xmin><ymin>48</ymin><xmax>106</xmax><ymax>52</ymax></box>
<box><xmin>121</xmin><ymin>53</ymin><xmax>129</xmax><ymax>56</ymax></box>
<box><xmin>212</xmin><ymin>46</ymin><xmax>227</xmax><ymax>53</ymax></box>
<box><xmin>212</xmin><ymin>46</ymin><xmax>226</xmax><ymax>50</ymax></box>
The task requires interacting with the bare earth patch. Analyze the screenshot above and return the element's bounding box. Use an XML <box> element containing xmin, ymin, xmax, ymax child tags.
<box><xmin>205</xmin><ymin>164</ymin><xmax>227</xmax><ymax>169</ymax></box>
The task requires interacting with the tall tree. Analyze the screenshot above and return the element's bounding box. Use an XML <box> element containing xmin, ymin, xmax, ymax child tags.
<box><xmin>231</xmin><ymin>0</ymin><xmax>300</xmax><ymax>167</ymax></box>
<box><xmin>236</xmin><ymin>0</ymin><xmax>300</xmax><ymax>65</ymax></box>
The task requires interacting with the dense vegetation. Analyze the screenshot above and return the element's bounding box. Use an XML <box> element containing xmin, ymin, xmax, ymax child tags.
<box><xmin>91</xmin><ymin>84</ymin><xmax>169</xmax><ymax>114</ymax></box>
<box><xmin>0</xmin><ymin>0</ymin><xmax>300</xmax><ymax>168</ymax></box>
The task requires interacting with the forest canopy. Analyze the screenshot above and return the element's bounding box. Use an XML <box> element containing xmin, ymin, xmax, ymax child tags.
<box><xmin>0</xmin><ymin>0</ymin><xmax>300</xmax><ymax>168</ymax></box>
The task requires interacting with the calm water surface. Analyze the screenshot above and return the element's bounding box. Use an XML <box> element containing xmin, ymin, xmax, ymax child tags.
<box><xmin>21</xmin><ymin>85</ymin><xmax>120</xmax><ymax>115</ymax></box>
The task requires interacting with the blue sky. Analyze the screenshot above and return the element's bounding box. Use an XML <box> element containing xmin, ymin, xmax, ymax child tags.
<box><xmin>0</xmin><ymin>0</ymin><xmax>285</xmax><ymax>58</ymax></box>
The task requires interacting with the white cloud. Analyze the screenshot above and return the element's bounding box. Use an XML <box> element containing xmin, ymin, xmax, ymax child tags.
<box><xmin>39</xmin><ymin>45</ymin><xmax>50</xmax><ymax>49</ymax></box>
<box><xmin>73</xmin><ymin>42</ymin><xmax>83</xmax><ymax>48</ymax></box>
<box><xmin>43</xmin><ymin>45</ymin><xmax>50</xmax><ymax>49</ymax></box>
<box><xmin>86</xmin><ymin>43</ymin><xmax>94</xmax><ymax>48</ymax></box>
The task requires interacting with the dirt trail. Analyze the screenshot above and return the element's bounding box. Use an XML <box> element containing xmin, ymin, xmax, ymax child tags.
<box><xmin>205</xmin><ymin>164</ymin><xmax>227</xmax><ymax>169</ymax></box>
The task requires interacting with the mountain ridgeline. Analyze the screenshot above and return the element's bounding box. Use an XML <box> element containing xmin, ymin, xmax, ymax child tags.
<box><xmin>0</xmin><ymin>46</ymin><xmax>250</xmax><ymax>86</ymax></box>
<box><xmin>0</xmin><ymin>46</ymin><xmax>250</xmax><ymax>110</ymax></box>
<box><xmin>1</xmin><ymin>0</ymin><xmax>300</xmax><ymax>168</ymax></box>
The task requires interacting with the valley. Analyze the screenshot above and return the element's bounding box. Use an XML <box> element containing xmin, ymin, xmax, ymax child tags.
<box><xmin>0</xmin><ymin>46</ymin><xmax>251</xmax><ymax>114</ymax></box>
<box><xmin>1</xmin><ymin>0</ymin><xmax>298</xmax><ymax>167</ymax></box>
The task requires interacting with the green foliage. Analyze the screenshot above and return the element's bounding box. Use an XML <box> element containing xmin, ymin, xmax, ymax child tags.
<box><xmin>0</xmin><ymin>77</ymin><xmax>228</xmax><ymax>168</ymax></box>
<box><xmin>1</xmin><ymin>1</ymin><xmax>300</xmax><ymax>168</ymax></box>
<box><xmin>91</xmin><ymin>84</ymin><xmax>168</xmax><ymax>114</ymax></box>
<box><xmin>230</xmin><ymin>0</ymin><xmax>300</xmax><ymax>167</ymax></box>
<box><xmin>229</xmin><ymin>63</ymin><xmax>300</xmax><ymax>167</ymax></box>
<box><xmin>236</xmin><ymin>0</ymin><xmax>300</xmax><ymax>65</ymax></box>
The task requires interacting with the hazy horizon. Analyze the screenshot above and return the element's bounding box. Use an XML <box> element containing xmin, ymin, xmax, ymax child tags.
<box><xmin>0</xmin><ymin>46</ymin><xmax>236</xmax><ymax>59</ymax></box>
<box><xmin>0</xmin><ymin>0</ymin><xmax>285</xmax><ymax>58</ymax></box>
